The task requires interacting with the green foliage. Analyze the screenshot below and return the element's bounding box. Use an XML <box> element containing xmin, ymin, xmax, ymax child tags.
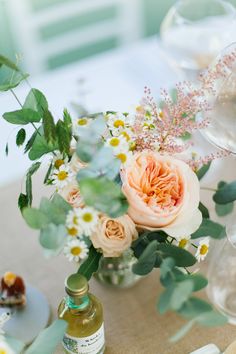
<box><xmin>178</xmin><ymin>297</ymin><xmax>212</xmax><ymax>319</ymax></box>
<box><xmin>43</xmin><ymin>110</ymin><xmax>57</xmax><ymax>143</ymax></box>
<box><xmin>24</xmin><ymin>130</ymin><xmax>38</xmax><ymax>153</ymax></box>
<box><xmin>191</xmin><ymin>218</ymin><xmax>226</xmax><ymax>239</ymax></box>
<box><xmin>157</xmin><ymin>244</ymin><xmax>196</xmax><ymax>267</ymax></box>
<box><xmin>23</xmin><ymin>194</ymin><xmax>71</xmax><ymax>229</ymax></box>
<box><xmin>26</xmin><ymin>162</ymin><xmax>41</xmax><ymax>205</ymax></box>
<box><xmin>79</xmin><ymin>177</ymin><xmax>128</xmax><ymax>218</ymax></box>
<box><xmin>214</xmin><ymin>181</ymin><xmax>234</xmax><ymax>216</ymax></box>
<box><xmin>196</xmin><ymin>162</ymin><xmax>211</xmax><ymax>180</ymax></box>
<box><xmin>5</xmin><ymin>142</ymin><xmax>9</xmax><ymax>156</ymax></box>
<box><xmin>56</xmin><ymin>119</ymin><xmax>71</xmax><ymax>155</ymax></box>
<box><xmin>25</xmin><ymin>320</ymin><xmax>67</xmax><ymax>354</ymax></box>
<box><xmin>39</xmin><ymin>224</ymin><xmax>66</xmax><ymax>255</ymax></box>
<box><xmin>28</xmin><ymin>130</ymin><xmax>58</xmax><ymax>160</ymax></box>
<box><xmin>199</xmin><ymin>202</ymin><xmax>209</xmax><ymax>219</ymax></box>
<box><xmin>132</xmin><ymin>240</ymin><xmax>158</xmax><ymax>275</ymax></box>
<box><xmin>0</xmin><ymin>54</ymin><xmax>20</xmax><ymax>71</ymax></box>
<box><xmin>3</xmin><ymin>109</ymin><xmax>41</xmax><ymax>125</ymax></box>
<box><xmin>78</xmin><ymin>246</ymin><xmax>102</xmax><ymax>280</ymax></box>
<box><xmin>213</xmin><ymin>180</ymin><xmax>236</xmax><ymax>204</ymax></box>
<box><xmin>23</xmin><ymin>88</ymin><xmax>48</xmax><ymax>116</ymax></box>
<box><xmin>0</xmin><ymin>72</ymin><xmax>29</xmax><ymax>92</ymax></box>
<box><xmin>18</xmin><ymin>193</ymin><xmax>29</xmax><ymax>211</ymax></box>
<box><xmin>16</xmin><ymin>128</ymin><xmax>26</xmax><ymax>146</ymax></box>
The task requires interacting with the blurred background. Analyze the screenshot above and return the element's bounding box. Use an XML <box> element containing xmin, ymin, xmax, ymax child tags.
<box><xmin>0</xmin><ymin>0</ymin><xmax>236</xmax><ymax>185</ymax></box>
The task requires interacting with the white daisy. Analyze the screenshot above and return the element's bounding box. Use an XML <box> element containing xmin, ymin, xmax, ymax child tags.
<box><xmin>106</xmin><ymin>112</ymin><xmax>134</xmax><ymax>136</ymax></box>
<box><xmin>0</xmin><ymin>339</ymin><xmax>15</xmax><ymax>354</ymax></box>
<box><xmin>66</xmin><ymin>209</ymin><xmax>80</xmax><ymax>227</ymax></box>
<box><xmin>195</xmin><ymin>237</ymin><xmax>210</xmax><ymax>262</ymax></box>
<box><xmin>105</xmin><ymin>136</ymin><xmax>129</xmax><ymax>153</ymax></box>
<box><xmin>52</xmin><ymin>164</ymin><xmax>74</xmax><ymax>189</ymax></box>
<box><xmin>64</xmin><ymin>239</ymin><xmax>88</xmax><ymax>262</ymax></box>
<box><xmin>176</xmin><ymin>235</ymin><xmax>191</xmax><ymax>250</ymax></box>
<box><xmin>78</xmin><ymin>207</ymin><xmax>99</xmax><ymax>235</ymax></box>
<box><xmin>73</xmin><ymin>117</ymin><xmax>90</xmax><ymax>136</ymax></box>
<box><xmin>52</xmin><ymin>152</ymin><xmax>68</xmax><ymax>170</ymax></box>
<box><xmin>115</xmin><ymin>150</ymin><xmax>133</xmax><ymax>165</ymax></box>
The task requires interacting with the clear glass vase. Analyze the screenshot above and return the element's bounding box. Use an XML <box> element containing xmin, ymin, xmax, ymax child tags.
<box><xmin>94</xmin><ymin>249</ymin><xmax>141</xmax><ymax>289</ymax></box>
<box><xmin>207</xmin><ymin>223</ymin><xmax>236</xmax><ymax>324</ymax></box>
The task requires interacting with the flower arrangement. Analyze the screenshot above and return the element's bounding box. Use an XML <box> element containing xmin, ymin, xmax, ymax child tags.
<box><xmin>1</xmin><ymin>48</ymin><xmax>236</xmax><ymax>341</ymax></box>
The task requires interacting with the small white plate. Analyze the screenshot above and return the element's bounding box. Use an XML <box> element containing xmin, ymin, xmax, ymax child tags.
<box><xmin>0</xmin><ymin>285</ymin><xmax>50</xmax><ymax>345</ymax></box>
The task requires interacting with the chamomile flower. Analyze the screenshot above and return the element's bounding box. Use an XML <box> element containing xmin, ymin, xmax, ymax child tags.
<box><xmin>195</xmin><ymin>237</ymin><xmax>210</xmax><ymax>262</ymax></box>
<box><xmin>66</xmin><ymin>209</ymin><xmax>80</xmax><ymax>228</ymax></box>
<box><xmin>106</xmin><ymin>135</ymin><xmax>129</xmax><ymax>152</ymax></box>
<box><xmin>0</xmin><ymin>339</ymin><xmax>15</xmax><ymax>354</ymax></box>
<box><xmin>52</xmin><ymin>164</ymin><xmax>74</xmax><ymax>189</ymax></box>
<box><xmin>78</xmin><ymin>207</ymin><xmax>99</xmax><ymax>235</ymax></box>
<box><xmin>176</xmin><ymin>235</ymin><xmax>191</xmax><ymax>250</ymax></box>
<box><xmin>106</xmin><ymin>112</ymin><xmax>134</xmax><ymax>136</ymax></box>
<box><xmin>64</xmin><ymin>239</ymin><xmax>88</xmax><ymax>262</ymax></box>
<box><xmin>115</xmin><ymin>150</ymin><xmax>133</xmax><ymax>165</ymax></box>
<box><xmin>73</xmin><ymin>117</ymin><xmax>90</xmax><ymax>136</ymax></box>
<box><xmin>52</xmin><ymin>152</ymin><xmax>68</xmax><ymax>170</ymax></box>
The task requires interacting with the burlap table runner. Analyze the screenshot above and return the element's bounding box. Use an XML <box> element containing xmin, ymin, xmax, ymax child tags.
<box><xmin>1</xmin><ymin>166</ymin><xmax>236</xmax><ymax>354</ymax></box>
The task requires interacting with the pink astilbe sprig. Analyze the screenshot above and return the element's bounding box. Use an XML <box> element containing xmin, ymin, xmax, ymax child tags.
<box><xmin>187</xmin><ymin>150</ymin><xmax>230</xmax><ymax>171</ymax></box>
<box><xmin>199</xmin><ymin>48</ymin><xmax>236</xmax><ymax>94</ymax></box>
<box><xmin>134</xmin><ymin>84</ymin><xmax>210</xmax><ymax>154</ymax></box>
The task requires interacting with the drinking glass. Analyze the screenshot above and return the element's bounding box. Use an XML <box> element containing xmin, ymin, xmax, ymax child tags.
<box><xmin>207</xmin><ymin>222</ymin><xmax>236</xmax><ymax>324</ymax></box>
<box><xmin>160</xmin><ymin>0</ymin><xmax>236</xmax><ymax>79</ymax></box>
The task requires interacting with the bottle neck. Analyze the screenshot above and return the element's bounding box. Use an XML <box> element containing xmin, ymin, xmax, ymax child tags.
<box><xmin>66</xmin><ymin>294</ymin><xmax>90</xmax><ymax>311</ymax></box>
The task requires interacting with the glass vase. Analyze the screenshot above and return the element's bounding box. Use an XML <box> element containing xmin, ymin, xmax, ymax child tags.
<box><xmin>207</xmin><ymin>223</ymin><xmax>236</xmax><ymax>324</ymax></box>
<box><xmin>94</xmin><ymin>249</ymin><xmax>141</xmax><ymax>289</ymax></box>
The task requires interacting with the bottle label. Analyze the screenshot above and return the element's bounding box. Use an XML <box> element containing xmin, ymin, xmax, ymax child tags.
<box><xmin>62</xmin><ymin>323</ymin><xmax>105</xmax><ymax>354</ymax></box>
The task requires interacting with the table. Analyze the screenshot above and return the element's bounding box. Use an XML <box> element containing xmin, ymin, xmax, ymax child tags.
<box><xmin>1</xmin><ymin>37</ymin><xmax>236</xmax><ymax>353</ymax></box>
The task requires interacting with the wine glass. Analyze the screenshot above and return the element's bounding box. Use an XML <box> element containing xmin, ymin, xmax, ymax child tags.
<box><xmin>201</xmin><ymin>42</ymin><xmax>236</xmax><ymax>154</ymax></box>
<box><xmin>160</xmin><ymin>0</ymin><xmax>236</xmax><ymax>80</ymax></box>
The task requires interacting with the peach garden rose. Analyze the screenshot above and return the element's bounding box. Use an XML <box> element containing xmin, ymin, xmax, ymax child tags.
<box><xmin>121</xmin><ymin>151</ymin><xmax>202</xmax><ymax>237</ymax></box>
<box><xmin>59</xmin><ymin>180</ymin><xmax>84</xmax><ymax>208</ymax></box>
<box><xmin>91</xmin><ymin>215</ymin><xmax>138</xmax><ymax>257</ymax></box>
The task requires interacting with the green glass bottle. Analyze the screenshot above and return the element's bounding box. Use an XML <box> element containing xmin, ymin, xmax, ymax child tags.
<box><xmin>58</xmin><ymin>273</ymin><xmax>105</xmax><ymax>354</ymax></box>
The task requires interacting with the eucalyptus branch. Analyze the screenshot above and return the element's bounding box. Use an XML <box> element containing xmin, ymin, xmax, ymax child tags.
<box><xmin>200</xmin><ymin>186</ymin><xmax>217</xmax><ymax>192</ymax></box>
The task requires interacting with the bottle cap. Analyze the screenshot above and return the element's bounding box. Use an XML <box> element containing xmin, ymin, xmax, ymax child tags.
<box><xmin>65</xmin><ymin>274</ymin><xmax>89</xmax><ymax>297</ymax></box>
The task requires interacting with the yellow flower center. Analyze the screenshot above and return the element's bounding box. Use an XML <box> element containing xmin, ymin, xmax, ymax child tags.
<box><xmin>159</xmin><ymin>111</ymin><xmax>164</xmax><ymax>119</ymax></box>
<box><xmin>113</xmin><ymin>119</ymin><xmax>125</xmax><ymax>128</ymax></box>
<box><xmin>116</xmin><ymin>153</ymin><xmax>127</xmax><ymax>164</ymax></box>
<box><xmin>71</xmin><ymin>246</ymin><xmax>82</xmax><ymax>256</ymax></box>
<box><xmin>54</xmin><ymin>159</ymin><xmax>64</xmax><ymax>169</ymax></box>
<box><xmin>77</xmin><ymin>118</ymin><xmax>88</xmax><ymax>126</ymax></box>
<box><xmin>0</xmin><ymin>349</ymin><xmax>7</xmax><ymax>354</ymax></box>
<box><xmin>121</xmin><ymin>131</ymin><xmax>130</xmax><ymax>141</ymax></box>
<box><xmin>57</xmin><ymin>170</ymin><xmax>68</xmax><ymax>181</ymax></box>
<box><xmin>82</xmin><ymin>213</ymin><xmax>93</xmax><ymax>223</ymax></box>
<box><xmin>200</xmin><ymin>244</ymin><xmax>208</xmax><ymax>255</ymax></box>
<box><xmin>109</xmin><ymin>138</ymin><xmax>120</xmax><ymax>147</ymax></box>
<box><xmin>67</xmin><ymin>227</ymin><xmax>78</xmax><ymax>236</ymax></box>
<box><xmin>179</xmin><ymin>239</ymin><xmax>188</xmax><ymax>248</ymax></box>
<box><xmin>73</xmin><ymin>216</ymin><xmax>78</xmax><ymax>225</ymax></box>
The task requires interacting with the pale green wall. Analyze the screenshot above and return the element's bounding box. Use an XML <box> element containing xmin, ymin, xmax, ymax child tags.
<box><xmin>1</xmin><ymin>0</ymin><xmax>236</xmax><ymax>72</ymax></box>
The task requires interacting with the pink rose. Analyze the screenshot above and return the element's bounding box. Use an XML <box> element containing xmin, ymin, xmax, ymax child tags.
<box><xmin>59</xmin><ymin>180</ymin><xmax>84</xmax><ymax>208</ymax></box>
<box><xmin>91</xmin><ymin>215</ymin><xmax>138</xmax><ymax>257</ymax></box>
<box><xmin>121</xmin><ymin>151</ymin><xmax>202</xmax><ymax>237</ymax></box>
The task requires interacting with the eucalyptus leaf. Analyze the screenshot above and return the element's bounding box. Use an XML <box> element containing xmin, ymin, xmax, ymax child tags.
<box><xmin>78</xmin><ymin>246</ymin><xmax>102</xmax><ymax>280</ymax></box>
<box><xmin>3</xmin><ymin>109</ymin><xmax>41</xmax><ymax>125</ymax></box>
<box><xmin>79</xmin><ymin>177</ymin><xmax>128</xmax><ymax>218</ymax></box>
<box><xmin>191</xmin><ymin>218</ymin><xmax>226</xmax><ymax>239</ymax></box>
<box><xmin>160</xmin><ymin>257</ymin><xmax>175</xmax><ymax>278</ymax></box>
<box><xmin>23</xmin><ymin>88</ymin><xmax>48</xmax><ymax>116</ymax></box>
<box><xmin>39</xmin><ymin>224</ymin><xmax>66</xmax><ymax>253</ymax></box>
<box><xmin>0</xmin><ymin>72</ymin><xmax>29</xmax><ymax>91</ymax></box>
<box><xmin>157</xmin><ymin>285</ymin><xmax>175</xmax><ymax>314</ymax></box>
<box><xmin>215</xmin><ymin>202</ymin><xmax>234</xmax><ymax>217</ymax></box>
<box><xmin>171</xmin><ymin>280</ymin><xmax>194</xmax><ymax>311</ymax></box>
<box><xmin>175</xmin><ymin>274</ymin><xmax>208</xmax><ymax>292</ymax></box>
<box><xmin>199</xmin><ymin>202</ymin><xmax>209</xmax><ymax>219</ymax></box>
<box><xmin>28</xmin><ymin>132</ymin><xmax>58</xmax><ymax>160</ymax></box>
<box><xmin>196</xmin><ymin>162</ymin><xmax>211</xmax><ymax>180</ymax></box>
<box><xmin>23</xmin><ymin>208</ymin><xmax>50</xmax><ymax>229</ymax></box>
<box><xmin>196</xmin><ymin>311</ymin><xmax>228</xmax><ymax>327</ymax></box>
<box><xmin>178</xmin><ymin>297</ymin><xmax>212</xmax><ymax>319</ymax></box>
<box><xmin>213</xmin><ymin>180</ymin><xmax>236</xmax><ymax>204</ymax></box>
<box><xmin>39</xmin><ymin>196</ymin><xmax>70</xmax><ymax>225</ymax></box>
<box><xmin>132</xmin><ymin>240</ymin><xmax>158</xmax><ymax>275</ymax></box>
<box><xmin>170</xmin><ymin>320</ymin><xmax>195</xmax><ymax>343</ymax></box>
<box><xmin>157</xmin><ymin>244</ymin><xmax>196</xmax><ymax>267</ymax></box>
<box><xmin>0</xmin><ymin>54</ymin><xmax>20</xmax><ymax>71</ymax></box>
<box><xmin>25</xmin><ymin>320</ymin><xmax>67</xmax><ymax>354</ymax></box>
<box><xmin>16</xmin><ymin>128</ymin><xmax>26</xmax><ymax>146</ymax></box>
<box><xmin>5</xmin><ymin>335</ymin><xmax>25</xmax><ymax>354</ymax></box>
